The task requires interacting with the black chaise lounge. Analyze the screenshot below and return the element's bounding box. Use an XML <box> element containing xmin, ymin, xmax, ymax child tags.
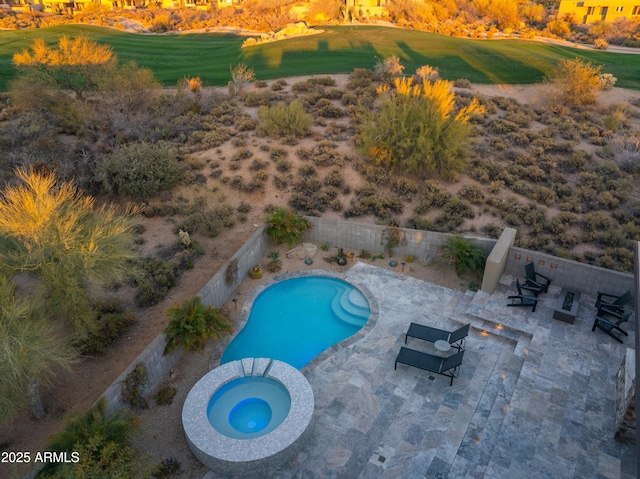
<box><xmin>595</xmin><ymin>290</ymin><xmax>632</xmax><ymax>316</ymax></box>
<box><xmin>592</xmin><ymin>314</ymin><xmax>630</xmax><ymax>343</ymax></box>
<box><xmin>405</xmin><ymin>323</ymin><xmax>470</xmax><ymax>351</ymax></box>
<box><xmin>525</xmin><ymin>262</ymin><xmax>552</xmax><ymax>294</ymax></box>
<box><xmin>394</xmin><ymin>348</ymin><xmax>465</xmax><ymax>386</ymax></box>
<box><xmin>507</xmin><ymin>279</ymin><xmax>539</xmax><ymax>312</ymax></box>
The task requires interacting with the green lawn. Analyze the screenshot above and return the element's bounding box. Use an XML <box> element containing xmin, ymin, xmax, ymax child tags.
<box><xmin>1</xmin><ymin>24</ymin><xmax>639</xmax><ymax>91</ymax></box>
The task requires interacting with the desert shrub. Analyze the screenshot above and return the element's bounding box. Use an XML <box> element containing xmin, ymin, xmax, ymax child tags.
<box><xmin>454</xmin><ymin>78</ymin><xmax>472</xmax><ymax>89</ymax></box>
<box><xmin>355</xmin><ymin>162</ymin><xmax>390</xmax><ymax>185</ymax></box>
<box><xmin>487</xmin><ymin>118</ymin><xmax>519</xmax><ymax>134</ymax></box>
<box><xmin>98</xmin><ymin>143</ymin><xmax>182</xmax><ymax>199</ymax></box>
<box><xmin>311</xmin><ymin>139</ymin><xmax>342</xmax><ymax>167</ymax></box>
<box><xmin>324</xmin><ymin>168</ymin><xmax>344</xmax><ymax>187</ymax></box>
<box><xmin>135</xmin><ymin>258</ymin><xmax>176</xmax><ymax>307</ymax></box>
<box><xmin>406</xmin><ymin>217</ymin><xmax>433</xmax><ymax>230</ymax></box>
<box><xmin>443</xmin><ymin>198</ymin><xmax>475</xmax><ymax>218</ymax></box>
<box><xmin>164</xmin><ymin>296</ymin><xmax>232</xmax><ymax>354</ymax></box>
<box><xmin>266</xmin><ymin>258</ymin><xmax>282</xmax><ymax>273</ymax></box>
<box><xmin>234</xmin><ymin>115</ymin><xmax>257</xmax><ymax>132</ymax></box>
<box><xmin>275</xmin><ymin>158</ymin><xmax>292</xmax><ymax>172</ymax></box>
<box><xmin>273</xmin><ymin>174</ymin><xmax>289</xmax><ymax>190</ymax></box>
<box><xmin>316</xmin><ymin>99</ymin><xmax>345</xmax><ymax>118</ymax></box>
<box><xmin>458</xmin><ymin>184</ymin><xmax>485</xmax><ymax>204</ymax></box>
<box><xmin>242</xmin><ymin>90</ymin><xmax>279</xmax><ymax>107</ymax></box>
<box><xmin>40</xmin><ymin>398</ymin><xmax>146</xmax><ymax>478</ymax></box>
<box><xmin>121</xmin><ymin>363</ymin><xmax>148</xmax><ymax>409</ymax></box>
<box><xmin>481</xmin><ymin>223</ymin><xmax>502</xmax><ymax>238</ymax></box>
<box><xmin>488</xmin><ymin>180</ymin><xmax>505</xmax><ymax>193</ymax></box>
<box><xmin>533</xmin><ymin>186</ymin><xmax>557</xmax><ymax>206</ymax></box>
<box><xmin>347</xmin><ymin>68</ymin><xmax>375</xmax><ymax>91</ymax></box>
<box><xmin>549</xmin><ymin>58</ymin><xmax>603</xmax><ymax>106</ymax></box>
<box><xmin>599</xmin><ymin>73</ymin><xmax>617</xmax><ymax>90</ymax></box>
<box><xmin>296</xmin><ymin>147</ymin><xmax>312</xmax><ymax>161</ymax></box>
<box><xmin>269</xmin><ymin>146</ymin><xmax>288</xmax><ymax>161</ymax></box>
<box><xmin>298</xmin><ymin>163</ymin><xmax>317</xmax><ymax>177</ymax></box>
<box><xmin>80</xmin><ymin>302</ymin><xmax>136</xmax><ymax>355</ymax></box>
<box><xmin>258</xmin><ymin>100</ymin><xmax>312</xmax><ymax>138</ymax></box>
<box><xmin>390</xmin><ymin>177</ymin><xmax>419</xmax><ymax>199</ymax></box>
<box><xmin>154</xmin><ymin>385</ymin><xmax>177</xmax><ymax>406</ymax></box>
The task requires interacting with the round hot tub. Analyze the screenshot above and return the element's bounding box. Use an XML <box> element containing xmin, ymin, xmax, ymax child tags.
<box><xmin>207</xmin><ymin>375</ymin><xmax>291</xmax><ymax>439</ymax></box>
<box><xmin>182</xmin><ymin>358</ymin><xmax>314</xmax><ymax>476</ymax></box>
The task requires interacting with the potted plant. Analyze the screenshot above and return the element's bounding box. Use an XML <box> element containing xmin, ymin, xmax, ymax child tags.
<box><xmin>336</xmin><ymin>248</ymin><xmax>348</xmax><ymax>266</ymax></box>
<box><xmin>249</xmin><ymin>265</ymin><xmax>263</xmax><ymax>279</ymax></box>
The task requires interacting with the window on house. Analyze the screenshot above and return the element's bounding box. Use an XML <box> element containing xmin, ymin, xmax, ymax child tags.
<box><xmin>616</xmin><ymin>6</ymin><xmax>623</xmax><ymax>12</ymax></box>
<box><xmin>577</xmin><ymin>1</ymin><xmax>583</xmax><ymax>5</ymax></box>
<box><xmin>587</xmin><ymin>6</ymin><xmax>594</xmax><ymax>14</ymax></box>
<box><xmin>633</xmin><ymin>6</ymin><xmax>640</xmax><ymax>15</ymax></box>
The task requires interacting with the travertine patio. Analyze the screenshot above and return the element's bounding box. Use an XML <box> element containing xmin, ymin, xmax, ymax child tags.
<box><xmin>204</xmin><ymin>261</ymin><xmax>636</xmax><ymax>479</ymax></box>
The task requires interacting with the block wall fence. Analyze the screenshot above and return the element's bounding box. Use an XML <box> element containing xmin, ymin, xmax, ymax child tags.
<box><xmin>100</xmin><ymin>225</ymin><xmax>270</xmax><ymax>416</ymax></box>
<box><xmin>96</xmin><ymin>219</ymin><xmax>634</xmax><ymax>417</ymax></box>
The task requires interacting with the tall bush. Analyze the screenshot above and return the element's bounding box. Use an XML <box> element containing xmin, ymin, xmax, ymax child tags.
<box><xmin>549</xmin><ymin>58</ymin><xmax>603</xmax><ymax>106</ymax></box>
<box><xmin>359</xmin><ymin>77</ymin><xmax>484</xmax><ymax>180</ymax></box>
<box><xmin>98</xmin><ymin>143</ymin><xmax>182</xmax><ymax>199</ymax></box>
<box><xmin>258</xmin><ymin>100</ymin><xmax>312</xmax><ymax>139</ymax></box>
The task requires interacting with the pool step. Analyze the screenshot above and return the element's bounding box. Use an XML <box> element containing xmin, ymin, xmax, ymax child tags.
<box><xmin>331</xmin><ymin>288</ymin><xmax>369</xmax><ymax>327</ymax></box>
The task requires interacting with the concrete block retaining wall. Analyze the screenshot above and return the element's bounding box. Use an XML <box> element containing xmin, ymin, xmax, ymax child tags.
<box><xmin>504</xmin><ymin>246</ymin><xmax>634</xmax><ymax>297</ymax></box>
<box><xmin>304</xmin><ymin>217</ymin><xmax>497</xmax><ymax>262</ymax></box>
<box><xmin>99</xmin><ymin>225</ymin><xmax>270</xmax><ymax>415</ymax></box>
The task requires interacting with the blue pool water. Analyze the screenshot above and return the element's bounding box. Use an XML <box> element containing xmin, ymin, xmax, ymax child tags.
<box><xmin>221</xmin><ymin>276</ymin><xmax>370</xmax><ymax>369</ymax></box>
<box><xmin>207</xmin><ymin>376</ymin><xmax>291</xmax><ymax>440</ymax></box>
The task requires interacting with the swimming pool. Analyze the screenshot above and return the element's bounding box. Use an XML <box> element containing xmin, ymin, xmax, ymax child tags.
<box><xmin>221</xmin><ymin>275</ymin><xmax>371</xmax><ymax>369</ymax></box>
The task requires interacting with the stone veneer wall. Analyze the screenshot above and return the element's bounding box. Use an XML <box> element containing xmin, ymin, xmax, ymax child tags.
<box><xmin>304</xmin><ymin>216</ymin><xmax>497</xmax><ymax>262</ymax></box>
<box><xmin>100</xmin><ymin>225</ymin><xmax>270</xmax><ymax>416</ymax></box>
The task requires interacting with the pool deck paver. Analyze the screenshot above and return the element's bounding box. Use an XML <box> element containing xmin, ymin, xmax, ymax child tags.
<box><xmin>208</xmin><ymin>261</ymin><xmax>637</xmax><ymax>479</ymax></box>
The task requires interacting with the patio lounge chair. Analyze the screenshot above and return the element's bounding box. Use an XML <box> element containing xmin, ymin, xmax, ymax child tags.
<box><xmin>592</xmin><ymin>314</ymin><xmax>630</xmax><ymax>343</ymax></box>
<box><xmin>405</xmin><ymin>322</ymin><xmax>470</xmax><ymax>351</ymax></box>
<box><xmin>595</xmin><ymin>290</ymin><xmax>632</xmax><ymax>316</ymax></box>
<box><xmin>507</xmin><ymin>280</ymin><xmax>538</xmax><ymax>312</ymax></box>
<box><xmin>394</xmin><ymin>347</ymin><xmax>464</xmax><ymax>386</ymax></box>
<box><xmin>525</xmin><ymin>262</ymin><xmax>552</xmax><ymax>294</ymax></box>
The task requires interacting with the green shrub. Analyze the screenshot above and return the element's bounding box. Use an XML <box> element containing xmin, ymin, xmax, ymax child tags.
<box><xmin>40</xmin><ymin>398</ymin><xmax>147</xmax><ymax>478</ymax></box>
<box><xmin>458</xmin><ymin>184</ymin><xmax>485</xmax><ymax>204</ymax></box>
<box><xmin>154</xmin><ymin>385</ymin><xmax>177</xmax><ymax>406</ymax></box>
<box><xmin>264</xmin><ymin>207</ymin><xmax>311</xmax><ymax>247</ymax></box>
<box><xmin>80</xmin><ymin>308</ymin><xmax>136</xmax><ymax>355</ymax></box>
<box><xmin>390</xmin><ymin>177</ymin><xmax>419</xmax><ymax>199</ymax></box>
<box><xmin>98</xmin><ymin>143</ymin><xmax>182</xmax><ymax>199</ymax></box>
<box><xmin>258</xmin><ymin>100</ymin><xmax>312</xmax><ymax>139</ymax></box>
<box><xmin>164</xmin><ymin>296</ymin><xmax>233</xmax><ymax>354</ymax></box>
<box><xmin>440</xmin><ymin>236</ymin><xmax>486</xmax><ymax>278</ymax></box>
<box><xmin>121</xmin><ymin>363</ymin><xmax>148</xmax><ymax>409</ymax></box>
<box><xmin>135</xmin><ymin>258</ymin><xmax>176</xmax><ymax>307</ymax></box>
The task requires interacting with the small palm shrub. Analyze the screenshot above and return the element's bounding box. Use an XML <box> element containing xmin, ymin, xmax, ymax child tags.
<box><xmin>440</xmin><ymin>236</ymin><xmax>486</xmax><ymax>278</ymax></box>
<box><xmin>258</xmin><ymin>100</ymin><xmax>312</xmax><ymax>139</ymax></box>
<box><xmin>164</xmin><ymin>296</ymin><xmax>233</xmax><ymax>355</ymax></box>
<box><xmin>264</xmin><ymin>207</ymin><xmax>311</xmax><ymax>247</ymax></box>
